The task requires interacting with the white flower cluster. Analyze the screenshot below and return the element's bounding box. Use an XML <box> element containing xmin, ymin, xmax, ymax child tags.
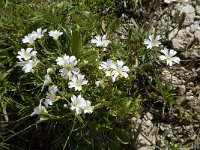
<box><xmin>143</xmin><ymin>34</ymin><xmax>180</xmax><ymax>66</ymax></box>
<box><xmin>22</xmin><ymin>28</ymin><xmax>63</xmax><ymax>45</ymax></box>
<box><xmin>31</xmin><ymin>84</ymin><xmax>59</xmax><ymax>117</ymax></box>
<box><xmin>56</xmin><ymin>54</ymin><xmax>88</xmax><ymax>91</ymax></box>
<box><xmin>19</xmin><ymin>27</ymin><xmax>95</xmax><ymax>117</ymax></box>
<box><xmin>17</xmin><ymin>48</ymin><xmax>39</xmax><ymax>73</ymax></box>
<box><xmin>18</xmin><ymin>28</ymin><xmax>63</xmax><ymax>73</ymax></box>
<box><xmin>56</xmin><ymin>54</ymin><xmax>93</xmax><ymax>115</ymax></box>
<box><xmin>70</xmin><ymin>95</ymin><xmax>94</xmax><ymax>115</ymax></box>
<box><xmin>99</xmin><ymin>59</ymin><xmax>130</xmax><ymax>82</ymax></box>
<box><xmin>45</xmin><ymin>85</ymin><xmax>59</xmax><ymax>108</ymax></box>
<box><xmin>18</xmin><ymin>29</ymin><xmax>132</xmax><ymax>118</ymax></box>
<box><xmin>91</xmin><ymin>34</ymin><xmax>111</xmax><ymax>47</ymax></box>
<box><xmin>22</xmin><ymin>28</ymin><xmax>47</xmax><ymax>45</ymax></box>
<box><xmin>56</xmin><ymin>54</ymin><xmax>79</xmax><ymax>80</ymax></box>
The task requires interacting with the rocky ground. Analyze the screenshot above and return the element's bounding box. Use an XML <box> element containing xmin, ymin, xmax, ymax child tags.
<box><xmin>122</xmin><ymin>0</ymin><xmax>200</xmax><ymax>149</ymax></box>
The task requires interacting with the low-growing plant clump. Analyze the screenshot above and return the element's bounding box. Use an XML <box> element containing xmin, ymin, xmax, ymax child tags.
<box><xmin>0</xmin><ymin>0</ymin><xmax>199</xmax><ymax>149</ymax></box>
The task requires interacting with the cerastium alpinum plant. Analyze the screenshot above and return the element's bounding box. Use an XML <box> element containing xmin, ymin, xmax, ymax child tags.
<box><xmin>7</xmin><ymin>26</ymin><xmax>181</xmax><ymax>149</ymax></box>
<box><xmin>0</xmin><ymin>1</ymin><xmax>185</xmax><ymax>149</ymax></box>
<box><xmin>1</xmin><ymin>25</ymin><xmax>138</xmax><ymax>149</ymax></box>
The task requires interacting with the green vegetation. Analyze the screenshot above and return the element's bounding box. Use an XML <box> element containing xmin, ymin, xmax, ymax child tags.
<box><xmin>0</xmin><ymin>0</ymin><xmax>193</xmax><ymax>149</ymax></box>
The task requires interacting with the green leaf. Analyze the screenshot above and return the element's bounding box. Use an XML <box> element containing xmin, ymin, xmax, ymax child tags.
<box><xmin>81</xmin><ymin>49</ymin><xmax>98</xmax><ymax>62</ymax></box>
<box><xmin>109</xmin><ymin>18</ymin><xmax>121</xmax><ymax>33</ymax></box>
<box><xmin>125</xmin><ymin>100</ymin><xmax>131</xmax><ymax>108</ymax></box>
<box><xmin>71</xmin><ymin>29</ymin><xmax>82</xmax><ymax>56</ymax></box>
<box><xmin>108</xmin><ymin>138</ymin><xmax>121</xmax><ymax>150</ymax></box>
<box><xmin>75</xmin><ymin>115</ymin><xmax>84</xmax><ymax>123</ymax></box>
<box><xmin>115</xmin><ymin>128</ymin><xmax>130</xmax><ymax>144</ymax></box>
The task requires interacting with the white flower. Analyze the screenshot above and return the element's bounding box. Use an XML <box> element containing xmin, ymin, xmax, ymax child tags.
<box><xmin>95</xmin><ymin>81</ymin><xmax>101</xmax><ymax>87</ymax></box>
<box><xmin>159</xmin><ymin>48</ymin><xmax>180</xmax><ymax>66</ymax></box>
<box><xmin>144</xmin><ymin>34</ymin><xmax>161</xmax><ymax>49</ymax></box>
<box><xmin>82</xmin><ymin>100</ymin><xmax>94</xmax><ymax>114</ymax></box>
<box><xmin>18</xmin><ymin>58</ymin><xmax>40</xmax><ymax>73</ymax></box>
<box><xmin>32</xmin><ymin>28</ymin><xmax>47</xmax><ymax>39</ymax></box>
<box><xmin>70</xmin><ymin>95</ymin><xmax>86</xmax><ymax>115</ymax></box>
<box><xmin>41</xmin><ymin>68</ymin><xmax>53</xmax><ymax>91</ymax></box>
<box><xmin>22</xmin><ymin>33</ymin><xmax>37</xmax><ymax>45</ymax></box>
<box><xmin>47</xmin><ymin>68</ymin><xmax>53</xmax><ymax>74</ymax></box>
<box><xmin>45</xmin><ymin>92</ymin><xmax>54</xmax><ymax>108</ymax></box>
<box><xmin>56</xmin><ymin>54</ymin><xmax>79</xmax><ymax>79</ymax></box>
<box><xmin>17</xmin><ymin>48</ymin><xmax>37</xmax><ymax>61</ymax></box>
<box><xmin>99</xmin><ymin>59</ymin><xmax>130</xmax><ymax>82</ymax></box>
<box><xmin>68</xmin><ymin>74</ymin><xmax>88</xmax><ymax>91</ymax></box>
<box><xmin>95</xmin><ymin>80</ymin><xmax>105</xmax><ymax>88</ymax></box>
<box><xmin>99</xmin><ymin>59</ymin><xmax>115</xmax><ymax>77</ymax></box>
<box><xmin>91</xmin><ymin>35</ymin><xmax>111</xmax><ymax>47</ymax></box>
<box><xmin>111</xmin><ymin>60</ymin><xmax>130</xmax><ymax>82</ymax></box>
<box><xmin>31</xmin><ymin>100</ymin><xmax>46</xmax><ymax>116</ymax></box>
<box><xmin>59</xmin><ymin>68</ymin><xmax>80</xmax><ymax>80</ymax></box>
<box><xmin>99</xmin><ymin>59</ymin><xmax>114</xmax><ymax>70</ymax></box>
<box><xmin>41</xmin><ymin>74</ymin><xmax>51</xmax><ymax>91</ymax></box>
<box><xmin>48</xmin><ymin>85</ymin><xmax>59</xmax><ymax>94</ymax></box>
<box><xmin>56</xmin><ymin>54</ymin><xmax>77</xmax><ymax>67</ymax></box>
<box><xmin>45</xmin><ymin>85</ymin><xmax>58</xmax><ymax>108</ymax></box>
<box><xmin>49</xmin><ymin>30</ymin><xmax>63</xmax><ymax>40</ymax></box>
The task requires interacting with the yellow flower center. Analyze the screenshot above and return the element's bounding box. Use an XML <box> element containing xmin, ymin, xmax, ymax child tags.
<box><xmin>117</xmin><ymin>69</ymin><xmax>122</xmax><ymax>74</ymax></box>
<box><xmin>76</xmin><ymin>82</ymin><xmax>81</xmax><ymax>87</ymax></box>
<box><xmin>74</xmin><ymin>102</ymin><xmax>78</xmax><ymax>107</ymax></box>
<box><xmin>66</xmin><ymin>66</ymin><xmax>72</xmax><ymax>71</ymax></box>
<box><xmin>152</xmin><ymin>41</ymin><xmax>157</xmax><ymax>47</ymax></box>
<box><xmin>166</xmin><ymin>57</ymin><xmax>171</xmax><ymax>61</ymax></box>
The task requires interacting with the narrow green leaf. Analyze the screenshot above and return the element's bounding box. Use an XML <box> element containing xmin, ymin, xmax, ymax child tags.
<box><xmin>115</xmin><ymin>128</ymin><xmax>130</xmax><ymax>144</ymax></box>
<box><xmin>71</xmin><ymin>29</ymin><xmax>82</xmax><ymax>56</ymax></box>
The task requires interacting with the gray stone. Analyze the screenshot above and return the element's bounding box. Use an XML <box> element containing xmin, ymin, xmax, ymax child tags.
<box><xmin>179</xmin><ymin>85</ymin><xmax>186</xmax><ymax>95</ymax></box>
<box><xmin>180</xmin><ymin>5</ymin><xmax>196</xmax><ymax>26</ymax></box>
<box><xmin>146</xmin><ymin>112</ymin><xmax>153</xmax><ymax>120</ymax></box>
<box><xmin>196</xmin><ymin>6</ymin><xmax>200</xmax><ymax>15</ymax></box>
<box><xmin>186</xmin><ymin>95</ymin><xmax>194</xmax><ymax>100</ymax></box>
<box><xmin>169</xmin><ymin>28</ymin><xmax>193</xmax><ymax>51</ymax></box>
<box><xmin>171</xmin><ymin>38</ymin><xmax>185</xmax><ymax>50</ymax></box>
<box><xmin>194</xmin><ymin>29</ymin><xmax>200</xmax><ymax>41</ymax></box>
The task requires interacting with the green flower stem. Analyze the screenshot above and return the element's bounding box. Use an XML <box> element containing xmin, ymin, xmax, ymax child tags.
<box><xmin>58</xmin><ymin>91</ymin><xmax>71</xmax><ymax>105</ymax></box>
<box><xmin>55</xmin><ymin>40</ymin><xmax>62</xmax><ymax>55</ymax></box>
<box><xmin>2</xmin><ymin>122</ymin><xmax>39</xmax><ymax>143</ymax></box>
<box><xmin>38</xmin><ymin>40</ymin><xmax>47</xmax><ymax>51</ymax></box>
<box><xmin>62</xmin><ymin>121</ymin><xmax>76</xmax><ymax>150</ymax></box>
<box><xmin>34</xmin><ymin>68</ymin><xmax>43</xmax><ymax>82</ymax></box>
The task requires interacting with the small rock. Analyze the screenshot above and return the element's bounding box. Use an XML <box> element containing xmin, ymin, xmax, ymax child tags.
<box><xmin>186</xmin><ymin>90</ymin><xmax>193</xmax><ymax>96</ymax></box>
<box><xmin>169</xmin><ymin>29</ymin><xmax>193</xmax><ymax>51</ymax></box>
<box><xmin>145</xmin><ymin>120</ymin><xmax>152</xmax><ymax>127</ymax></box>
<box><xmin>187</xmin><ymin>82</ymin><xmax>194</xmax><ymax>87</ymax></box>
<box><xmin>179</xmin><ymin>85</ymin><xmax>186</xmax><ymax>95</ymax></box>
<box><xmin>194</xmin><ymin>29</ymin><xmax>200</xmax><ymax>41</ymax></box>
<box><xmin>172</xmin><ymin>38</ymin><xmax>185</xmax><ymax>50</ymax></box>
<box><xmin>190</xmin><ymin>22</ymin><xmax>200</xmax><ymax>33</ymax></box>
<box><xmin>190</xmin><ymin>134</ymin><xmax>197</xmax><ymax>140</ymax></box>
<box><xmin>196</xmin><ymin>6</ymin><xmax>200</xmax><ymax>15</ymax></box>
<box><xmin>186</xmin><ymin>95</ymin><xmax>194</xmax><ymax>100</ymax></box>
<box><xmin>191</xmin><ymin>51</ymin><xmax>198</xmax><ymax>57</ymax></box>
<box><xmin>194</xmin><ymin>15</ymin><xmax>200</xmax><ymax>21</ymax></box>
<box><xmin>180</xmin><ymin>5</ymin><xmax>196</xmax><ymax>26</ymax></box>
